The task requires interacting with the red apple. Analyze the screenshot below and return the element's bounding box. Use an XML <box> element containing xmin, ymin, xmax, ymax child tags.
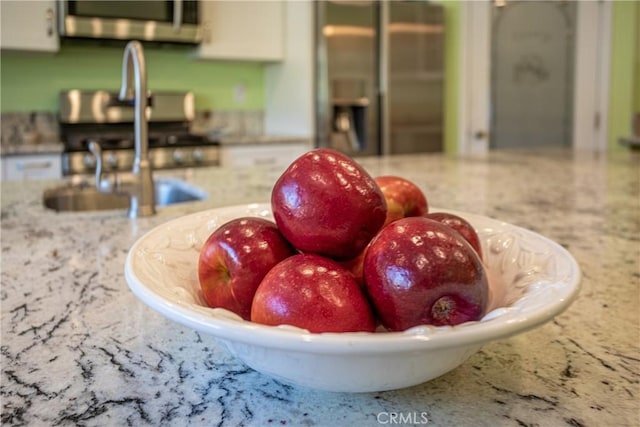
<box><xmin>339</xmin><ymin>246</ymin><xmax>368</xmax><ymax>285</ymax></box>
<box><xmin>198</xmin><ymin>217</ymin><xmax>296</xmax><ymax>320</ymax></box>
<box><xmin>425</xmin><ymin>212</ymin><xmax>483</xmax><ymax>260</ymax></box>
<box><xmin>363</xmin><ymin>217</ymin><xmax>488</xmax><ymax>331</ymax></box>
<box><xmin>374</xmin><ymin>176</ymin><xmax>428</xmax><ymax>225</ymax></box>
<box><xmin>251</xmin><ymin>254</ymin><xmax>376</xmax><ymax>333</ymax></box>
<box><xmin>271</xmin><ymin>148</ymin><xmax>387</xmax><ymax>260</ymax></box>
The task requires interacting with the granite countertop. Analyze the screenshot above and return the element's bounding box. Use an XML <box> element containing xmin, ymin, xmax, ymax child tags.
<box><xmin>216</xmin><ymin>135</ymin><xmax>312</xmax><ymax>146</ymax></box>
<box><xmin>1</xmin><ymin>148</ymin><xmax>638</xmax><ymax>426</ymax></box>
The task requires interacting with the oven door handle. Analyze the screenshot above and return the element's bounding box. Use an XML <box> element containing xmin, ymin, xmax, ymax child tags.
<box><xmin>173</xmin><ymin>0</ymin><xmax>183</xmax><ymax>33</ymax></box>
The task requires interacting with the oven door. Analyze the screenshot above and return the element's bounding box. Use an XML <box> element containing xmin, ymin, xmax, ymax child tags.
<box><xmin>58</xmin><ymin>0</ymin><xmax>201</xmax><ymax>44</ymax></box>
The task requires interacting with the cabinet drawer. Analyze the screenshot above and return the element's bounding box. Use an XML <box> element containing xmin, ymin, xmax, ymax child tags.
<box><xmin>1</xmin><ymin>154</ymin><xmax>62</xmax><ymax>181</ymax></box>
<box><xmin>220</xmin><ymin>143</ymin><xmax>310</xmax><ymax>171</ymax></box>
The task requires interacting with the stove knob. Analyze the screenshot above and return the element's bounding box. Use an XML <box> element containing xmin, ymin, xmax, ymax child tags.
<box><xmin>167</xmin><ymin>135</ymin><xmax>178</xmax><ymax>145</ymax></box>
<box><xmin>193</xmin><ymin>148</ymin><xmax>204</xmax><ymax>163</ymax></box>
<box><xmin>106</xmin><ymin>153</ymin><xmax>119</xmax><ymax>169</ymax></box>
<box><xmin>172</xmin><ymin>148</ymin><xmax>185</xmax><ymax>164</ymax></box>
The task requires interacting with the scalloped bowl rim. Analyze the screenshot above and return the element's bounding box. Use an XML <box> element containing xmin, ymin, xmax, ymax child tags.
<box><xmin>124</xmin><ymin>203</ymin><xmax>581</xmax><ymax>356</ymax></box>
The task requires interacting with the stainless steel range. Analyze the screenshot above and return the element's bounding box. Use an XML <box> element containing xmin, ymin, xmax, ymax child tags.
<box><xmin>59</xmin><ymin>90</ymin><xmax>219</xmax><ymax>176</ymax></box>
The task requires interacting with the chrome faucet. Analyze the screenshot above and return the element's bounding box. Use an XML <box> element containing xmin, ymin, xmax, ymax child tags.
<box><xmin>89</xmin><ymin>40</ymin><xmax>156</xmax><ymax>217</ymax></box>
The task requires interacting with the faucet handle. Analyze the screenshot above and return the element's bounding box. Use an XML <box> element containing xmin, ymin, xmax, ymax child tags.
<box><xmin>87</xmin><ymin>140</ymin><xmax>104</xmax><ymax>189</ymax></box>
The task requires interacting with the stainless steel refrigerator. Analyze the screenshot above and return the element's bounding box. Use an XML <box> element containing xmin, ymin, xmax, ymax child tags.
<box><xmin>315</xmin><ymin>0</ymin><xmax>445</xmax><ymax>156</ymax></box>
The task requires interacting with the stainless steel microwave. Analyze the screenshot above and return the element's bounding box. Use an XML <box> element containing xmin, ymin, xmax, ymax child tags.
<box><xmin>57</xmin><ymin>0</ymin><xmax>202</xmax><ymax>44</ymax></box>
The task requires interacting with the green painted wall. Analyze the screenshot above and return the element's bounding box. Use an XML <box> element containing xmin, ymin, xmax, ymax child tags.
<box><xmin>635</xmin><ymin>3</ymin><xmax>640</xmax><ymax>114</ymax></box>
<box><xmin>440</xmin><ymin>0</ymin><xmax>460</xmax><ymax>155</ymax></box>
<box><xmin>0</xmin><ymin>43</ymin><xmax>264</xmax><ymax>112</ymax></box>
<box><xmin>608</xmin><ymin>0</ymin><xmax>638</xmax><ymax>151</ymax></box>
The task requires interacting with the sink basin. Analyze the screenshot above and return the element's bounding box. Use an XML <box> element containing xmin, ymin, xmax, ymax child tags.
<box><xmin>43</xmin><ymin>178</ymin><xmax>207</xmax><ymax>212</ymax></box>
<box><xmin>154</xmin><ymin>178</ymin><xmax>207</xmax><ymax>205</ymax></box>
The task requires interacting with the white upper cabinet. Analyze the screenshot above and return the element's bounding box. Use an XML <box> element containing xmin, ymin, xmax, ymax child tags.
<box><xmin>196</xmin><ymin>0</ymin><xmax>284</xmax><ymax>62</ymax></box>
<box><xmin>0</xmin><ymin>0</ymin><xmax>59</xmax><ymax>52</ymax></box>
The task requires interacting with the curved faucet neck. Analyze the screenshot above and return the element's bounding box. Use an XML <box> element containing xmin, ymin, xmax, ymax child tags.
<box><xmin>119</xmin><ymin>40</ymin><xmax>155</xmax><ymax>217</ymax></box>
<box><xmin>119</xmin><ymin>40</ymin><xmax>148</xmax><ymax>164</ymax></box>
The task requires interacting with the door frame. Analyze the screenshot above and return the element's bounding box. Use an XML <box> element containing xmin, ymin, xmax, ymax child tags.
<box><xmin>458</xmin><ymin>1</ymin><xmax>613</xmax><ymax>154</ymax></box>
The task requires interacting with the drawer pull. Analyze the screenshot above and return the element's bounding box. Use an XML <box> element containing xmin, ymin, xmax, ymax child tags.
<box><xmin>17</xmin><ymin>161</ymin><xmax>53</xmax><ymax>171</ymax></box>
<box><xmin>254</xmin><ymin>157</ymin><xmax>277</xmax><ymax>166</ymax></box>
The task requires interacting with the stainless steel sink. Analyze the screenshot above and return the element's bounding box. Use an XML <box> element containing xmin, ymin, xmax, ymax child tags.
<box><xmin>43</xmin><ymin>178</ymin><xmax>207</xmax><ymax>212</ymax></box>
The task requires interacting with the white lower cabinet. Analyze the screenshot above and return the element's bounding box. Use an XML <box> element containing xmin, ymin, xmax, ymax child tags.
<box><xmin>220</xmin><ymin>142</ymin><xmax>311</xmax><ymax>172</ymax></box>
<box><xmin>1</xmin><ymin>154</ymin><xmax>62</xmax><ymax>181</ymax></box>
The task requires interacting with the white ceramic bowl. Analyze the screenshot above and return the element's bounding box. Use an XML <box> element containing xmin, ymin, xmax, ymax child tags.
<box><xmin>125</xmin><ymin>203</ymin><xmax>581</xmax><ymax>392</ymax></box>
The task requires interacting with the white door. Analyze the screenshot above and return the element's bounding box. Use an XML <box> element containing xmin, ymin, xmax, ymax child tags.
<box><xmin>459</xmin><ymin>1</ymin><xmax>611</xmax><ymax>154</ymax></box>
<box><xmin>491</xmin><ymin>1</ymin><xmax>576</xmax><ymax>149</ymax></box>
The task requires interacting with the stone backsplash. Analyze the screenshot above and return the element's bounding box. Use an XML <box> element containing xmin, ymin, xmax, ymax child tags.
<box><xmin>191</xmin><ymin>110</ymin><xmax>264</xmax><ymax>138</ymax></box>
<box><xmin>1</xmin><ymin>110</ymin><xmax>264</xmax><ymax>149</ymax></box>
<box><xmin>0</xmin><ymin>112</ymin><xmax>59</xmax><ymax>146</ymax></box>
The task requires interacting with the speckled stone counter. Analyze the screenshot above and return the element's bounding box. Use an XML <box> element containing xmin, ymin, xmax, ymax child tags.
<box><xmin>217</xmin><ymin>135</ymin><xmax>311</xmax><ymax>146</ymax></box>
<box><xmin>2</xmin><ymin>149</ymin><xmax>639</xmax><ymax>426</ymax></box>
